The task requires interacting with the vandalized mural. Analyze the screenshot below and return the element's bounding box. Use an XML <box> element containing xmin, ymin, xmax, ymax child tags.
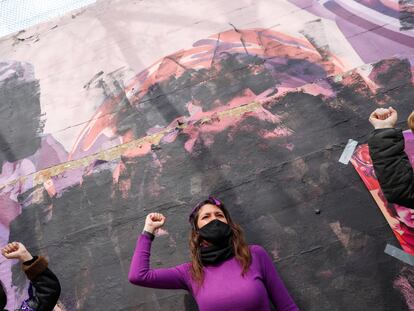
<box><xmin>1</xmin><ymin>0</ymin><xmax>414</xmax><ymax>310</ymax></box>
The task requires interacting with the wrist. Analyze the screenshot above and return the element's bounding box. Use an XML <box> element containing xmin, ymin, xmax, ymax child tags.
<box><xmin>143</xmin><ymin>226</ymin><xmax>155</xmax><ymax>234</ymax></box>
<box><xmin>374</xmin><ymin>125</ymin><xmax>394</xmax><ymax>130</ymax></box>
<box><xmin>19</xmin><ymin>251</ymin><xmax>33</xmax><ymax>262</ymax></box>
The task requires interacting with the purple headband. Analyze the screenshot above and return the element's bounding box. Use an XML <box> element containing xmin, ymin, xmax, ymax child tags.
<box><xmin>188</xmin><ymin>196</ymin><xmax>223</xmax><ymax>228</ymax></box>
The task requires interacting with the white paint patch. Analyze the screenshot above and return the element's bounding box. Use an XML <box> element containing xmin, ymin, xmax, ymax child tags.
<box><xmin>339</xmin><ymin>139</ymin><xmax>358</xmax><ymax>165</ymax></box>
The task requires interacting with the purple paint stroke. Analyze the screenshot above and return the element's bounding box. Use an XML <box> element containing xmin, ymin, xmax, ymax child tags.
<box><xmin>404</xmin><ymin>130</ymin><xmax>414</xmax><ymax>164</ymax></box>
<box><xmin>68</xmin><ymin>132</ymin><xmax>122</xmax><ymax>162</ymax></box>
<box><xmin>288</xmin><ymin>0</ymin><xmax>338</xmax><ymax>20</ymax></box>
<box><xmin>324</xmin><ymin>1</ymin><xmax>414</xmax><ymax>48</ymax></box>
<box><xmin>358</xmin><ymin>0</ymin><xmax>400</xmax><ymax>19</ymax></box>
<box><xmin>265</xmin><ymin>58</ymin><xmax>328</xmax><ymax>88</ymax></box>
<box><xmin>288</xmin><ymin>0</ymin><xmax>414</xmax><ymax>64</ymax></box>
<box><xmin>193</xmin><ymin>39</ymin><xmax>242</xmax><ymax>49</ymax></box>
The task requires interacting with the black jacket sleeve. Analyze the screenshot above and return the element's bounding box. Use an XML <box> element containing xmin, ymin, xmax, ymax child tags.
<box><xmin>368</xmin><ymin>128</ymin><xmax>414</xmax><ymax>209</ymax></box>
<box><xmin>22</xmin><ymin>256</ymin><xmax>61</xmax><ymax>311</ymax></box>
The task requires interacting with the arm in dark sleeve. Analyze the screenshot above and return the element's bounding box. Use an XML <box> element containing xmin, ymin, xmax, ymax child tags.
<box><xmin>368</xmin><ymin>128</ymin><xmax>414</xmax><ymax>208</ymax></box>
<box><xmin>255</xmin><ymin>246</ymin><xmax>300</xmax><ymax>311</ymax></box>
<box><xmin>22</xmin><ymin>256</ymin><xmax>61</xmax><ymax>311</ymax></box>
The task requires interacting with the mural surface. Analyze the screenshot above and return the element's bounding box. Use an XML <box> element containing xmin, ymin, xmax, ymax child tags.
<box><xmin>351</xmin><ymin>131</ymin><xmax>414</xmax><ymax>256</ymax></box>
<box><xmin>0</xmin><ymin>0</ymin><xmax>414</xmax><ymax>310</ymax></box>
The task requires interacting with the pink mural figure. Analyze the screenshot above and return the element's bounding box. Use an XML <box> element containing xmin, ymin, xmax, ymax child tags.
<box><xmin>68</xmin><ymin>28</ymin><xmax>345</xmax><ymax>175</ymax></box>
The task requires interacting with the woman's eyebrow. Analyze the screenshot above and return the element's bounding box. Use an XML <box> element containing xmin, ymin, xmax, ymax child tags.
<box><xmin>200</xmin><ymin>211</ymin><xmax>223</xmax><ymax>217</ymax></box>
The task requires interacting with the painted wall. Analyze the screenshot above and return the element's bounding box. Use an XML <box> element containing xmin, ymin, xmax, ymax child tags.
<box><xmin>0</xmin><ymin>0</ymin><xmax>414</xmax><ymax>310</ymax></box>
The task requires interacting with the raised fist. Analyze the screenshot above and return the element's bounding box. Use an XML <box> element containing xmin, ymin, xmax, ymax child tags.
<box><xmin>1</xmin><ymin>242</ymin><xmax>33</xmax><ymax>262</ymax></box>
<box><xmin>369</xmin><ymin>107</ymin><xmax>398</xmax><ymax>129</ymax></box>
<box><xmin>143</xmin><ymin>213</ymin><xmax>166</xmax><ymax>234</ymax></box>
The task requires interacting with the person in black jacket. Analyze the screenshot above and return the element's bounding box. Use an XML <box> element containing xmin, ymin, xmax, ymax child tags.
<box><xmin>368</xmin><ymin>107</ymin><xmax>414</xmax><ymax>209</ymax></box>
<box><xmin>0</xmin><ymin>242</ymin><xmax>61</xmax><ymax>311</ymax></box>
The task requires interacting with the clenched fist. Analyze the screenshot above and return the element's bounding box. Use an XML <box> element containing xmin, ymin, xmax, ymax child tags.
<box><xmin>1</xmin><ymin>242</ymin><xmax>33</xmax><ymax>262</ymax></box>
<box><xmin>143</xmin><ymin>213</ymin><xmax>166</xmax><ymax>234</ymax></box>
<box><xmin>369</xmin><ymin>107</ymin><xmax>398</xmax><ymax>129</ymax></box>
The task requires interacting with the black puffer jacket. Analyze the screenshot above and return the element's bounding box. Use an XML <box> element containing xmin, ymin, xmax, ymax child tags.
<box><xmin>368</xmin><ymin>128</ymin><xmax>414</xmax><ymax>209</ymax></box>
<box><xmin>18</xmin><ymin>256</ymin><xmax>61</xmax><ymax>311</ymax></box>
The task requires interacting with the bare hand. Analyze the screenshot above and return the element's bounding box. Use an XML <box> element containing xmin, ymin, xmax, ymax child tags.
<box><xmin>143</xmin><ymin>213</ymin><xmax>166</xmax><ymax>234</ymax></box>
<box><xmin>1</xmin><ymin>242</ymin><xmax>33</xmax><ymax>262</ymax></box>
<box><xmin>369</xmin><ymin>107</ymin><xmax>398</xmax><ymax>129</ymax></box>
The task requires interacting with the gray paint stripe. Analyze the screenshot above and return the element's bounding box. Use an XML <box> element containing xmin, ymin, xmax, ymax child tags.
<box><xmin>384</xmin><ymin>244</ymin><xmax>414</xmax><ymax>267</ymax></box>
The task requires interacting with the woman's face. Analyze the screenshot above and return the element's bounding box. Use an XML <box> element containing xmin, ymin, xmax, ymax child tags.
<box><xmin>196</xmin><ymin>204</ymin><xmax>228</xmax><ymax>229</ymax></box>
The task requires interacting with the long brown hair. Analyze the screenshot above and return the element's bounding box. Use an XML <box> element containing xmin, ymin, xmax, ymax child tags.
<box><xmin>408</xmin><ymin>111</ymin><xmax>414</xmax><ymax>132</ymax></box>
<box><xmin>189</xmin><ymin>199</ymin><xmax>252</xmax><ymax>287</ymax></box>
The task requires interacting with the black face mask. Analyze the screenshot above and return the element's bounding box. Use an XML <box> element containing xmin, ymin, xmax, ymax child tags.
<box><xmin>198</xmin><ymin>219</ymin><xmax>234</xmax><ymax>265</ymax></box>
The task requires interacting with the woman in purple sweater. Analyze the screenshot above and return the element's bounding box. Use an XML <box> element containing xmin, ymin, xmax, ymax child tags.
<box><xmin>128</xmin><ymin>197</ymin><xmax>300</xmax><ymax>311</ymax></box>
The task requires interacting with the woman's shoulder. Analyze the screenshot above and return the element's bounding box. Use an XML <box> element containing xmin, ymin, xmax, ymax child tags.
<box><xmin>248</xmin><ymin>244</ymin><xmax>269</xmax><ymax>258</ymax></box>
<box><xmin>247</xmin><ymin>245</ymin><xmax>274</xmax><ymax>273</ymax></box>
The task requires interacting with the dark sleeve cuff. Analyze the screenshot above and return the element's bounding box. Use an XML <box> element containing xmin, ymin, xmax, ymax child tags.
<box><xmin>23</xmin><ymin>255</ymin><xmax>38</xmax><ymax>266</ymax></box>
<box><xmin>368</xmin><ymin>128</ymin><xmax>402</xmax><ymax>141</ymax></box>
<box><xmin>142</xmin><ymin>230</ymin><xmax>155</xmax><ymax>241</ymax></box>
<box><xmin>371</xmin><ymin>128</ymin><xmax>399</xmax><ymax>133</ymax></box>
<box><xmin>22</xmin><ymin>255</ymin><xmax>49</xmax><ymax>281</ymax></box>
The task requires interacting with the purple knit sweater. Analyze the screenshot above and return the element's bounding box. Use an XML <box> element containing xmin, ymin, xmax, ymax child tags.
<box><xmin>129</xmin><ymin>234</ymin><xmax>299</xmax><ymax>311</ymax></box>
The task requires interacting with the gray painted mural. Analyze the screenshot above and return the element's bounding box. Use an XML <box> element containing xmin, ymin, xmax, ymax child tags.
<box><xmin>0</xmin><ymin>0</ymin><xmax>414</xmax><ymax>310</ymax></box>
